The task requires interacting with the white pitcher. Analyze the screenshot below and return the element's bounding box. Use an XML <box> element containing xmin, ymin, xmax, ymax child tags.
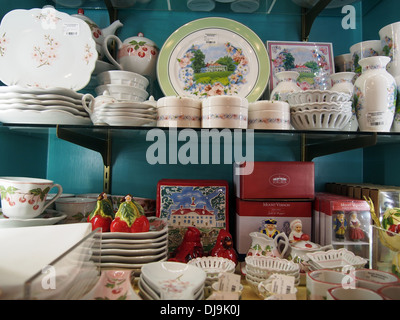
<box><xmin>247</xmin><ymin>231</ymin><xmax>290</xmax><ymax>259</ymax></box>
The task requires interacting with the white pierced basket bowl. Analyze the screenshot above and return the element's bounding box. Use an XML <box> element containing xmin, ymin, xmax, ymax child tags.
<box><xmin>245</xmin><ymin>256</ymin><xmax>300</xmax><ymax>278</ymax></box>
<box><xmin>290</xmin><ymin>107</ymin><xmax>352</xmax><ymax>130</ymax></box>
<box><xmin>290</xmin><ymin>101</ymin><xmax>353</xmax><ymax>113</ymax></box>
<box><xmin>187</xmin><ymin>257</ymin><xmax>235</xmax><ymax>281</ymax></box>
<box><xmin>287</xmin><ymin>90</ymin><xmax>351</xmax><ymax>105</ymax></box>
<box><xmin>306</xmin><ymin>248</ymin><xmax>367</xmax><ymax>272</ymax></box>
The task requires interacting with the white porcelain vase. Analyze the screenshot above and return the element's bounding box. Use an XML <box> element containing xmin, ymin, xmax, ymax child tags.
<box><xmin>354</xmin><ymin>56</ymin><xmax>397</xmax><ymax>132</ymax></box>
<box><xmin>270</xmin><ymin>71</ymin><xmax>301</xmax><ymax>102</ymax></box>
<box><xmin>331</xmin><ymin>72</ymin><xmax>358</xmax><ymax>131</ymax></box>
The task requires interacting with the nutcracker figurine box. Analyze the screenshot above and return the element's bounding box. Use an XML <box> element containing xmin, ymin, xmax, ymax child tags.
<box><xmin>156</xmin><ymin>179</ymin><xmax>229</xmax><ymax>255</ymax></box>
<box><xmin>235</xmin><ymin>198</ymin><xmax>313</xmax><ymax>255</ymax></box>
<box><xmin>234</xmin><ymin>161</ymin><xmax>315</xmax><ymax>200</ymax></box>
<box><xmin>317</xmin><ymin>193</ymin><xmax>371</xmax><ymax>260</ymax></box>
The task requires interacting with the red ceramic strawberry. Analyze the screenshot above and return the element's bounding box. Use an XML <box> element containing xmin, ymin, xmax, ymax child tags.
<box><xmin>87</xmin><ymin>192</ymin><xmax>114</xmax><ymax>232</ymax></box>
<box><xmin>110</xmin><ymin>194</ymin><xmax>150</xmax><ymax>233</ymax></box>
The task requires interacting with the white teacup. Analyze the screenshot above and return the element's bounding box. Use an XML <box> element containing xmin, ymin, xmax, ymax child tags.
<box><xmin>327</xmin><ymin>286</ymin><xmax>384</xmax><ymax>300</ymax></box>
<box><xmin>0</xmin><ymin>177</ymin><xmax>63</xmax><ymax>219</ymax></box>
<box><xmin>55</xmin><ymin>197</ymin><xmax>97</xmax><ymax>224</ymax></box>
<box><xmin>353</xmin><ymin>269</ymin><xmax>400</xmax><ymax>291</ymax></box>
<box><xmin>306</xmin><ymin>269</ymin><xmax>351</xmax><ymax>300</ymax></box>
<box><xmin>378</xmin><ymin>284</ymin><xmax>400</xmax><ymax>300</ymax></box>
<box><xmin>81</xmin><ymin>92</ymin><xmax>117</xmax><ymax>116</ymax></box>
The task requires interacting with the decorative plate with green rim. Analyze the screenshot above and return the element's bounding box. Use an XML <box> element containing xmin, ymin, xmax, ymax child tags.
<box><xmin>157</xmin><ymin>17</ymin><xmax>269</xmax><ymax>102</ymax></box>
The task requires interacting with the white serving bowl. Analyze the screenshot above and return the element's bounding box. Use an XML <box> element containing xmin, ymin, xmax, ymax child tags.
<box><xmin>327</xmin><ymin>286</ymin><xmax>384</xmax><ymax>300</ymax></box>
<box><xmin>187</xmin><ymin>257</ymin><xmax>236</xmax><ymax>282</ymax></box>
<box><xmin>55</xmin><ymin>197</ymin><xmax>97</xmax><ymax>224</ymax></box>
<box><xmin>306</xmin><ymin>269</ymin><xmax>347</xmax><ymax>300</ymax></box>
<box><xmin>202</xmin><ymin>106</ymin><xmax>248</xmax><ymax>129</ymax></box>
<box><xmin>290</xmin><ymin>108</ymin><xmax>352</xmax><ymax>131</ymax></box>
<box><xmin>97</xmin><ymin>70</ymin><xmax>149</xmax><ymax>90</ymax></box>
<box><xmin>95</xmin><ymin>84</ymin><xmax>149</xmax><ymax>102</ymax></box>
<box><xmin>141</xmin><ymin>261</ymin><xmax>206</xmax><ymax>300</ymax></box>
<box><xmin>378</xmin><ymin>284</ymin><xmax>400</xmax><ymax>300</ymax></box>
<box><xmin>287</xmin><ymin>90</ymin><xmax>351</xmax><ymax>105</ymax></box>
<box><xmin>354</xmin><ymin>269</ymin><xmax>400</xmax><ymax>291</ymax></box>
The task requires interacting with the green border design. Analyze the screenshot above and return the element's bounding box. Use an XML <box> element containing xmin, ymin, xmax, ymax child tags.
<box><xmin>156</xmin><ymin>17</ymin><xmax>270</xmax><ymax>102</ymax></box>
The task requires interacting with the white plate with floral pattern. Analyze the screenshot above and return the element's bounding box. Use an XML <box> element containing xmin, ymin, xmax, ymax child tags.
<box><xmin>0</xmin><ymin>7</ymin><xmax>97</xmax><ymax>90</ymax></box>
<box><xmin>157</xmin><ymin>17</ymin><xmax>270</xmax><ymax>102</ymax></box>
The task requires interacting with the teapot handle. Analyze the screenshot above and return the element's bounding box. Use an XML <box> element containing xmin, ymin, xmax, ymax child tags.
<box><xmin>103</xmin><ymin>35</ymin><xmax>123</xmax><ymax>70</ymax></box>
<box><xmin>81</xmin><ymin>93</ymin><xmax>95</xmax><ymax>115</ymax></box>
<box><xmin>274</xmin><ymin>232</ymin><xmax>290</xmax><ymax>258</ymax></box>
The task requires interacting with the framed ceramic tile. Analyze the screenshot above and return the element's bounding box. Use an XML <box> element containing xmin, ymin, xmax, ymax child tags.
<box><xmin>156</xmin><ymin>179</ymin><xmax>229</xmax><ymax>254</ymax></box>
<box><xmin>266</xmin><ymin>41</ymin><xmax>335</xmax><ymax>92</ymax></box>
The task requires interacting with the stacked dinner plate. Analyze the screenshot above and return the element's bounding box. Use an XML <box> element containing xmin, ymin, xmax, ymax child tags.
<box><xmin>0</xmin><ymin>86</ymin><xmax>91</xmax><ymax>125</ymax></box>
<box><xmin>97</xmin><ymin>217</ymin><xmax>168</xmax><ymax>275</ymax></box>
<box><xmin>139</xmin><ymin>261</ymin><xmax>206</xmax><ymax>300</ymax></box>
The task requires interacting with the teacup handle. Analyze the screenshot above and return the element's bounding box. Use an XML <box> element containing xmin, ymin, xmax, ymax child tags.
<box><xmin>82</xmin><ymin>93</ymin><xmax>95</xmax><ymax>115</ymax></box>
<box><xmin>42</xmin><ymin>184</ymin><xmax>63</xmax><ymax>212</ymax></box>
<box><xmin>274</xmin><ymin>232</ymin><xmax>290</xmax><ymax>258</ymax></box>
<box><xmin>103</xmin><ymin>35</ymin><xmax>123</xmax><ymax>70</ymax></box>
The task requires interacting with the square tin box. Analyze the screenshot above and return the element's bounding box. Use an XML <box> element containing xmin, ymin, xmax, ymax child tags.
<box><xmin>156</xmin><ymin>179</ymin><xmax>229</xmax><ymax>254</ymax></box>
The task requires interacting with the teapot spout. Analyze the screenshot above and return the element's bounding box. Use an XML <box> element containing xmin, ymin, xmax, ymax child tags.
<box><xmin>102</xmin><ymin>20</ymin><xmax>123</xmax><ymax>37</ymax></box>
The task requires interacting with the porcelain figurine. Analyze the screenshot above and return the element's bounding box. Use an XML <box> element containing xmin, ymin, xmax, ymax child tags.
<box><xmin>288</xmin><ymin>219</ymin><xmax>310</xmax><ymax>243</ymax></box>
<box><xmin>349</xmin><ymin>212</ymin><xmax>365</xmax><ymax>241</ymax></box>
<box><xmin>72</xmin><ymin>9</ymin><xmax>123</xmax><ymax>60</ymax></box>
<box><xmin>270</xmin><ymin>71</ymin><xmax>301</xmax><ymax>102</ymax></box>
<box><xmin>334</xmin><ymin>211</ymin><xmax>347</xmax><ymax>240</ymax></box>
<box><xmin>103</xmin><ymin>32</ymin><xmax>159</xmax><ymax>80</ymax></box>
<box><xmin>261</xmin><ymin>218</ymin><xmax>280</xmax><ymax>239</ymax></box>
<box><xmin>169</xmin><ymin>226</ymin><xmax>204</xmax><ymax>263</ymax></box>
<box><xmin>209</xmin><ymin>229</ymin><xmax>238</xmax><ymax>265</ymax></box>
<box><xmin>354</xmin><ymin>56</ymin><xmax>397</xmax><ymax>132</ymax></box>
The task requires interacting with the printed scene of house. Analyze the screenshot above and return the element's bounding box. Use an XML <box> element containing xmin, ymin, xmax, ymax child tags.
<box><xmin>159</xmin><ymin>185</ymin><xmax>228</xmax><ymax>252</ymax></box>
<box><xmin>270</xmin><ymin>44</ymin><xmax>333</xmax><ymax>90</ymax></box>
<box><xmin>177</xmin><ymin>42</ymin><xmax>250</xmax><ymax>97</ymax></box>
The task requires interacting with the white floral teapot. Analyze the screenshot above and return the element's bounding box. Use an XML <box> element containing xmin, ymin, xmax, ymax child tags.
<box><xmin>289</xmin><ymin>240</ymin><xmax>333</xmax><ymax>272</ymax></box>
<box><xmin>247</xmin><ymin>231</ymin><xmax>290</xmax><ymax>259</ymax></box>
<box><xmin>73</xmin><ymin>9</ymin><xmax>123</xmax><ymax>60</ymax></box>
<box><xmin>103</xmin><ymin>33</ymin><xmax>159</xmax><ymax>80</ymax></box>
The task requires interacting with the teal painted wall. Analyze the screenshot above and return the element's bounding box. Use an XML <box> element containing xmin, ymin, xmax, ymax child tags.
<box><xmin>0</xmin><ymin>1</ymin><xmax>382</xmax><ymax>199</ymax></box>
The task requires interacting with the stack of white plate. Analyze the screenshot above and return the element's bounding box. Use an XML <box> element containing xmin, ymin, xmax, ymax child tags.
<box><xmin>97</xmin><ymin>217</ymin><xmax>168</xmax><ymax>274</ymax></box>
<box><xmin>139</xmin><ymin>261</ymin><xmax>206</xmax><ymax>300</ymax></box>
<box><xmin>0</xmin><ymin>86</ymin><xmax>91</xmax><ymax>125</ymax></box>
<box><xmin>90</xmin><ymin>100</ymin><xmax>157</xmax><ymax>126</ymax></box>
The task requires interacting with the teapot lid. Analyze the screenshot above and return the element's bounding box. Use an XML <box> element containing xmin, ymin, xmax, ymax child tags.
<box><xmin>126</xmin><ymin>32</ymin><xmax>157</xmax><ymax>47</ymax></box>
<box><xmin>291</xmin><ymin>240</ymin><xmax>320</xmax><ymax>250</ymax></box>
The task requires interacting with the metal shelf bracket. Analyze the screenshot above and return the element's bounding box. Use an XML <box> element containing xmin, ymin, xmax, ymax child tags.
<box><xmin>56</xmin><ymin>126</ymin><xmax>112</xmax><ymax>193</ymax></box>
<box><xmin>301</xmin><ymin>132</ymin><xmax>378</xmax><ymax>161</ymax></box>
<box><xmin>301</xmin><ymin>0</ymin><xmax>334</xmax><ymax>41</ymax></box>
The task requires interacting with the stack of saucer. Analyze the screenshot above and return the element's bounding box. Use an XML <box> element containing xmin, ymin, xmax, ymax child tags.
<box><xmin>96</xmin><ymin>217</ymin><xmax>168</xmax><ymax>275</ymax></box>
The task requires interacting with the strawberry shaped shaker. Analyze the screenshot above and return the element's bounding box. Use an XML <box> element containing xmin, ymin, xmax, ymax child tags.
<box><xmin>110</xmin><ymin>194</ymin><xmax>150</xmax><ymax>233</ymax></box>
<box><xmin>87</xmin><ymin>192</ymin><xmax>114</xmax><ymax>232</ymax></box>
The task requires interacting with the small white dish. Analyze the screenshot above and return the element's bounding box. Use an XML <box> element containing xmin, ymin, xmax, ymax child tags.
<box><xmin>100</xmin><ymin>250</ymin><xmax>168</xmax><ymax>264</ymax></box>
<box><xmin>101</xmin><ymin>232</ymin><xmax>168</xmax><ymax>245</ymax></box>
<box><xmin>306</xmin><ymin>248</ymin><xmax>367</xmax><ymax>272</ymax></box>
<box><xmin>0</xmin><ymin>209</ymin><xmax>66</xmax><ymax>228</ymax></box>
<box><xmin>187</xmin><ymin>257</ymin><xmax>236</xmax><ymax>281</ymax></box>
<box><xmin>97</xmin><ymin>70</ymin><xmax>149</xmax><ymax>90</ymax></box>
<box><xmin>141</xmin><ymin>261</ymin><xmax>206</xmax><ymax>300</ymax></box>
<box><xmin>102</xmin><ymin>217</ymin><xmax>167</xmax><ymax>239</ymax></box>
<box><xmin>95</xmin><ymin>84</ymin><xmax>149</xmax><ymax>102</ymax></box>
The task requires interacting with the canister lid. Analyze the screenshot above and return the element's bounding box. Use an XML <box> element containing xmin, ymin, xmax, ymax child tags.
<box><xmin>157</xmin><ymin>96</ymin><xmax>202</xmax><ymax>109</ymax></box>
<box><xmin>202</xmin><ymin>95</ymin><xmax>249</xmax><ymax>108</ymax></box>
<box><xmin>248</xmin><ymin>100</ymin><xmax>289</xmax><ymax>112</ymax></box>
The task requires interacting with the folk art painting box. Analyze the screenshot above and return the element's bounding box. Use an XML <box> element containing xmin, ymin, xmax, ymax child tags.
<box><xmin>156</xmin><ymin>179</ymin><xmax>229</xmax><ymax>254</ymax></box>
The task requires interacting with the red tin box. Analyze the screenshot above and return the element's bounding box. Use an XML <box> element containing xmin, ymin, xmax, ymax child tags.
<box><xmin>156</xmin><ymin>179</ymin><xmax>229</xmax><ymax>254</ymax></box>
<box><xmin>235</xmin><ymin>198</ymin><xmax>313</xmax><ymax>255</ymax></box>
<box><xmin>234</xmin><ymin>161</ymin><xmax>315</xmax><ymax>200</ymax></box>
